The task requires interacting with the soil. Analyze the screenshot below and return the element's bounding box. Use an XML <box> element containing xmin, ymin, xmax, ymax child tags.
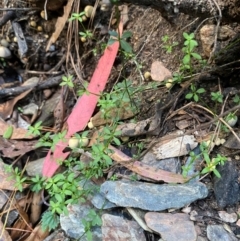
<box><xmin>1</xmin><ymin>1</ymin><xmax>240</xmax><ymax>241</ymax></box>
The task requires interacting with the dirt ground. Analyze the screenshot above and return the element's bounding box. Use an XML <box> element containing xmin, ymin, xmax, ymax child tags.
<box><xmin>1</xmin><ymin>0</ymin><xmax>240</xmax><ymax>240</ymax></box>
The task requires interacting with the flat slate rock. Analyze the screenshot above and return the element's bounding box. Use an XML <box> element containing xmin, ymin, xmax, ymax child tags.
<box><xmin>207</xmin><ymin>225</ymin><xmax>238</xmax><ymax>241</ymax></box>
<box><xmin>145</xmin><ymin>212</ymin><xmax>197</xmax><ymax>241</ymax></box>
<box><xmin>213</xmin><ymin>161</ymin><xmax>240</xmax><ymax>207</ymax></box>
<box><xmin>100</xmin><ymin>180</ymin><xmax>208</xmax><ymax>211</ymax></box>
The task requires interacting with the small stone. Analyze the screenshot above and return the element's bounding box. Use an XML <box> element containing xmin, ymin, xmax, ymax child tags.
<box><xmin>151</xmin><ymin>61</ymin><xmax>172</xmax><ymax>82</ymax></box>
<box><xmin>102</xmin><ymin>214</ymin><xmax>146</xmax><ymax>241</ymax></box>
<box><xmin>207</xmin><ymin>225</ymin><xmax>238</xmax><ymax>241</ymax></box>
<box><xmin>218</xmin><ymin>211</ymin><xmax>238</xmax><ymax>223</ymax></box>
<box><xmin>0</xmin><ymin>39</ymin><xmax>9</xmax><ymax>47</ymax></box>
<box><xmin>0</xmin><ymin>46</ymin><xmax>11</xmax><ymax>58</ymax></box>
<box><xmin>182</xmin><ymin>206</ymin><xmax>192</xmax><ymax>214</ymax></box>
<box><xmin>26</xmin><ymin>158</ymin><xmax>44</xmax><ymax>176</ymax></box>
<box><xmin>145</xmin><ymin>212</ymin><xmax>197</xmax><ymax>241</ymax></box>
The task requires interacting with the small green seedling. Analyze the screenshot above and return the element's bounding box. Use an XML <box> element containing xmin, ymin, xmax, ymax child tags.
<box><xmin>185</xmin><ymin>84</ymin><xmax>205</xmax><ymax>102</ymax></box>
<box><xmin>60</xmin><ymin>75</ymin><xmax>74</xmax><ymax>88</ymax></box>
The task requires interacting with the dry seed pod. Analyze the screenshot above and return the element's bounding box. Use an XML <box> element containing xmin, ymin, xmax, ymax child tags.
<box><xmin>40</xmin><ymin>10</ymin><xmax>45</xmax><ymax>19</ymax></box>
<box><xmin>88</xmin><ymin>119</ymin><xmax>94</xmax><ymax>129</ymax></box>
<box><xmin>84</xmin><ymin>5</ymin><xmax>94</xmax><ymax>18</ymax></box>
<box><xmin>69</xmin><ymin>137</ymin><xmax>79</xmax><ymax>149</ymax></box>
<box><xmin>37</xmin><ymin>26</ymin><xmax>43</xmax><ymax>32</ymax></box>
<box><xmin>166</xmin><ymin>79</ymin><xmax>173</xmax><ymax>89</ymax></box>
<box><xmin>144</xmin><ymin>71</ymin><xmax>151</xmax><ymax>80</ymax></box>
<box><xmin>29</xmin><ymin>21</ymin><xmax>37</xmax><ymax>27</ymax></box>
<box><xmin>80</xmin><ymin>37</ymin><xmax>87</xmax><ymax>42</ymax></box>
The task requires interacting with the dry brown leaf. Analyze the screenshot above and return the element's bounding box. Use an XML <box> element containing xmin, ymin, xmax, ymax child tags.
<box><xmin>10</xmin><ymin>204</ymin><xmax>32</xmax><ymax>240</ymax></box>
<box><xmin>46</xmin><ymin>0</ymin><xmax>75</xmax><ymax>51</ymax></box>
<box><xmin>25</xmin><ymin>223</ymin><xmax>49</xmax><ymax>241</ymax></box>
<box><xmin>151</xmin><ymin>61</ymin><xmax>172</xmax><ymax>82</ymax></box>
<box><xmin>109</xmin><ymin>145</ymin><xmax>189</xmax><ymax>183</ymax></box>
<box><xmin>0</xmin><ymin>219</ymin><xmax>12</xmax><ymax>241</ymax></box>
<box><xmin>0</xmin><ymin>139</ymin><xmax>38</xmax><ymax>158</ymax></box>
<box><xmin>0</xmin><ymin>119</ymin><xmax>34</xmax><ymax>140</ymax></box>
<box><xmin>0</xmin><ymin>161</ymin><xmax>20</xmax><ymax>190</ymax></box>
<box><xmin>0</xmin><ymin>88</ymin><xmax>33</xmax><ymax>120</ymax></box>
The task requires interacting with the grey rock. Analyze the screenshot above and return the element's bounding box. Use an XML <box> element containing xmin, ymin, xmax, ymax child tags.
<box><xmin>60</xmin><ymin>202</ymin><xmax>102</xmax><ymax>240</ymax></box>
<box><xmin>43</xmin><ymin>230</ymin><xmax>70</xmax><ymax>241</ymax></box>
<box><xmin>100</xmin><ymin>180</ymin><xmax>208</xmax><ymax>211</ymax></box>
<box><xmin>79</xmin><ymin>179</ymin><xmax>116</xmax><ymax>209</ymax></box>
<box><xmin>0</xmin><ymin>192</ymin><xmax>8</xmax><ymax>209</ymax></box>
<box><xmin>197</xmin><ymin>236</ymin><xmax>207</xmax><ymax>241</ymax></box>
<box><xmin>102</xmin><ymin>214</ymin><xmax>146</xmax><ymax>241</ymax></box>
<box><xmin>141</xmin><ymin>152</ymin><xmax>181</xmax><ymax>173</ymax></box>
<box><xmin>91</xmin><ymin>192</ymin><xmax>116</xmax><ymax>209</ymax></box>
<box><xmin>26</xmin><ymin>158</ymin><xmax>44</xmax><ymax>176</ymax></box>
<box><xmin>213</xmin><ymin>161</ymin><xmax>240</xmax><ymax>207</ymax></box>
<box><xmin>145</xmin><ymin>212</ymin><xmax>196</xmax><ymax>241</ymax></box>
<box><xmin>207</xmin><ymin>225</ymin><xmax>238</xmax><ymax>241</ymax></box>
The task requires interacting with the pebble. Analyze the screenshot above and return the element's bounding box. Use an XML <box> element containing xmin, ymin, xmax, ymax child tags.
<box><xmin>218</xmin><ymin>211</ymin><xmax>238</xmax><ymax>223</ymax></box>
<box><xmin>26</xmin><ymin>158</ymin><xmax>44</xmax><ymax>176</ymax></box>
<box><xmin>213</xmin><ymin>161</ymin><xmax>240</xmax><ymax>207</ymax></box>
<box><xmin>100</xmin><ymin>180</ymin><xmax>208</xmax><ymax>211</ymax></box>
<box><xmin>0</xmin><ymin>46</ymin><xmax>11</xmax><ymax>58</ymax></box>
<box><xmin>207</xmin><ymin>225</ymin><xmax>238</xmax><ymax>241</ymax></box>
<box><xmin>145</xmin><ymin>212</ymin><xmax>197</xmax><ymax>241</ymax></box>
<box><xmin>102</xmin><ymin>214</ymin><xmax>146</xmax><ymax>241</ymax></box>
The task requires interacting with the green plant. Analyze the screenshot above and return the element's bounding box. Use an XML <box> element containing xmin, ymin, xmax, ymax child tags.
<box><xmin>185</xmin><ymin>84</ymin><xmax>205</xmax><ymax>102</ymax></box>
<box><xmin>233</xmin><ymin>94</ymin><xmax>240</xmax><ymax>104</ymax></box>
<box><xmin>81</xmin><ymin>209</ymin><xmax>102</xmax><ymax>241</ymax></box>
<box><xmin>161</xmin><ymin>35</ymin><xmax>179</xmax><ymax>54</ymax></box>
<box><xmin>182</xmin><ymin>142</ymin><xmax>227</xmax><ymax>178</ymax></box>
<box><xmin>41</xmin><ymin>211</ymin><xmax>59</xmax><ymax>231</ymax></box>
<box><xmin>36</xmin><ymin>130</ymin><xmax>67</xmax><ymax>151</ymax></box>
<box><xmin>211</xmin><ymin>91</ymin><xmax>223</xmax><ymax>103</ymax></box>
<box><xmin>108</xmin><ymin>30</ymin><xmax>133</xmax><ymax>53</ymax></box>
<box><xmin>181</xmin><ymin>32</ymin><xmax>202</xmax><ymax>73</ymax></box>
<box><xmin>69</xmin><ymin>11</ymin><xmax>94</xmax><ymax>42</ymax></box>
<box><xmin>5</xmin><ymin>166</ymin><xmax>27</xmax><ymax>192</ymax></box>
<box><xmin>27</xmin><ymin>121</ymin><xmax>43</xmax><ymax>136</ymax></box>
<box><xmin>60</xmin><ymin>75</ymin><xmax>74</xmax><ymax>88</ymax></box>
<box><xmin>79</xmin><ymin>30</ymin><xmax>93</xmax><ymax>40</ymax></box>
